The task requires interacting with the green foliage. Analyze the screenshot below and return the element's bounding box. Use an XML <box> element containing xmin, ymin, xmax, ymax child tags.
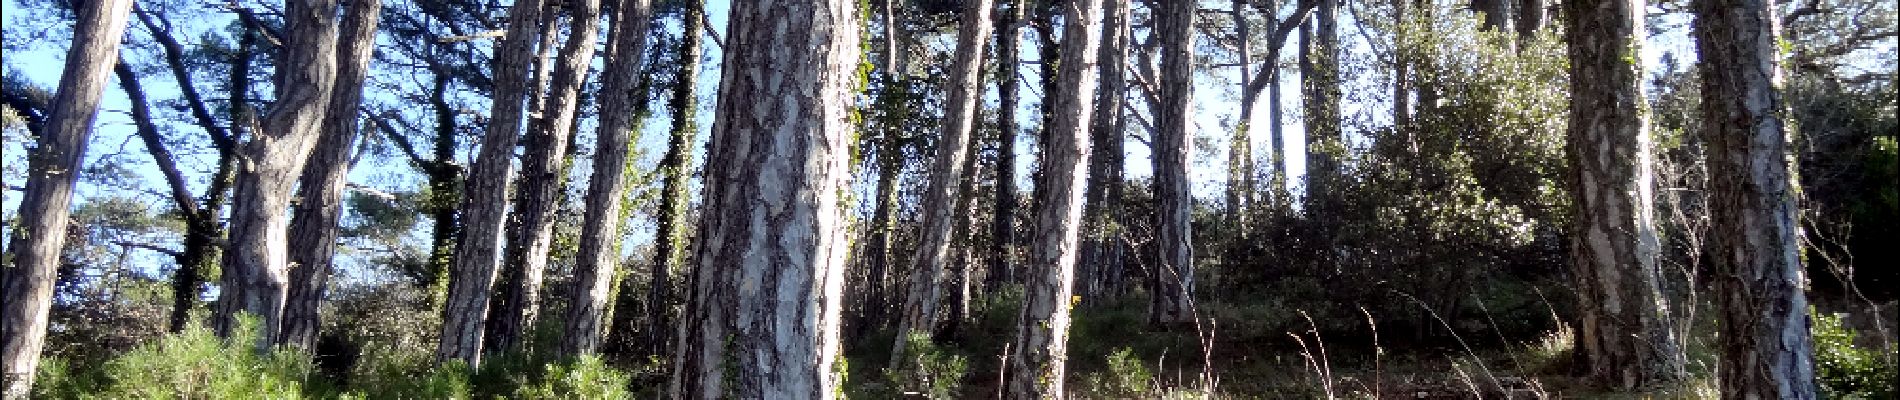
<box><xmin>1812</xmin><ymin>310</ymin><xmax>1898</xmax><ymax>399</ymax></box>
<box><xmin>36</xmin><ymin>318</ymin><xmax>325</xmax><ymax>399</ymax></box>
<box><xmin>884</xmin><ymin>334</ymin><xmax>969</xmax><ymax>399</ymax></box>
<box><xmin>1082</xmin><ymin>348</ymin><xmax>1154</xmax><ymax>398</ymax></box>
<box><xmin>343</xmin><ymin>345</ymin><xmax>470</xmax><ymax>399</ymax></box>
<box><xmin>510</xmin><ymin>356</ymin><xmax>635</xmax><ymax>399</ymax></box>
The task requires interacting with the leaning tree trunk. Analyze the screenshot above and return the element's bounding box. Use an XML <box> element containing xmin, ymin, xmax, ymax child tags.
<box><xmin>0</xmin><ymin>1</ymin><xmax>133</xmax><ymax>397</ymax></box>
<box><xmin>1563</xmin><ymin>0</ymin><xmax>1686</xmax><ymax>390</ymax></box>
<box><xmin>1149</xmin><ymin>0</ymin><xmax>1197</xmax><ymax>327</ymax></box>
<box><xmin>667</xmin><ymin>1</ymin><xmax>860</xmax><ymax>397</ymax></box>
<box><xmin>559</xmin><ymin>0</ymin><xmax>654</xmax><ymax>358</ymax></box>
<box><xmin>282</xmin><ymin>0</ymin><xmax>382</xmax><ymax>351</ymax></box>
<box><xmin>634</xmin><ymin>0</ymin><xmax>706</xmax><ymax>360</ymax></box>
<box><xmin>216</xmin><ymin>0</ymin><xmax>343</xmax><ymax>350</ymax></box>
<box><xmin>891</xmin><ymin>0</ymin><xmax>994</xmax><ymax>365</ymax></box>
<box><xmin>1006</xmin><ymin>0</ymin><xmax>1101</xmax><ymax>398</ymax></box>
<box><xmin>491</xmin><ymin>0</ymin><xmax>602</xmax><ymax>355</ymax></box>
<box><xmin>1691</xmin><ymin>0</ymin><xmax>1818</xmax><ymax>398</ymax></box>
<box><xmin>437</xmin><ymin>0</ymin><xmax>546</xmax><ymax>366</ymax></box>
<box><xmin>988</xmin><ymin>0</ymin><xmax>1027</xmax><ymax>292</ymax></box>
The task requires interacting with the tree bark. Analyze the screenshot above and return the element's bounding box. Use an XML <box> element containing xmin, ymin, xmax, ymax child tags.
<box><xmin>1518</xmin><ymin>0</ymin><xmax>1547</xmax><ymax>46</ymax></box>
<box><xmin>1006</xmin><ymin>0</ymin><xmax>1100</xmax><ymax>397</ymax></box>
<box><xmin>1</xmin><ymin>1</ymin><xmax>133</xmax><ymax>396</ymax></box>
<box><xmin>1150</xmin><ymin>0</ymin><xmax>1197</xmax><ymax>327</ymax></box>
<box><xmin>892</xmin><ymin>0</ymin><xmax>994</xmax><ymax>365</ymax></box>
<box><xmin>1473</xmin><ymin>0</ymin><xmax>1512</xmax><ymax>31</ymax></box>
<box><xmin>437</xmin><ymin>0</ymin><xmax>546</xmax><ymax>366</ymax></box>
<box><xmin>281</xmin><ymin>0</ymin><xmax>382</xmax><ymax>351</ymax></box>
<box><xmin>665</xmin><ymin>2</ymin><xmax>859</xmax><ymax>398</ymax></box>
<box><xmin>491</xmin><ymin>0</ymin><xmax>602</xmax><ymax>355</ymax></box>
<box><xmin>1563</xmin><ymin>0</ymin><xmax>1686</xmax><ymax>389</ymax></box>
<box><xmin>559</xmin><ymin>0</ymin><xmax>654</xmax><ymax>358</ymax></box>
<box><xmin>635</xmin><ymin>0</ymin><xmax>706</xmax><ymax>360</ymax></box>
<box><xmin>1226</xmin><ymin>0</ymin><xmax>1255</xmax><ymax>232</ymax></box>
<box><xmin>216</xmin><ymin>0</ymin><xmax>344</xmax><ymax>351</ymax></box>
<box><xmin>1691</xmin><ymin>0</ymin><xmax>1819</xmax><ymax>398</ymax></box>
<box><xmin>988</xmin><ymin>0</ymin><xmax>1027</xmax><ymax>292</ymax></box>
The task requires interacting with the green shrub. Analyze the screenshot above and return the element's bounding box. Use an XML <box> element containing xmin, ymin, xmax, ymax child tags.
<box><xmin>344</xmin><ymin>344</ymin><xmax>470</xmax><ymax>399</ymax></box>
<box><xmin>1812</xmin><ymin>310</ymin><xmax>1898</xmax><ymax>399</ymax></box>
<box><xmin>511</xmin><ymin>356</ymin><xmax>634</xmax><ymax>399</ymax></box>
<box><xmin>884</xmin><ymin>333</ymin><xmax>969</xmax><ymax>399</ymax></box>
<box><xmin>1083</xmin><ymin>347</ymin><xmax>1153</xmax><ymax>398</ymax></box>
<box><xmin>36</xmin><ymin>318</ymin><xmax>323</xmax><ymax>399</ymax></box>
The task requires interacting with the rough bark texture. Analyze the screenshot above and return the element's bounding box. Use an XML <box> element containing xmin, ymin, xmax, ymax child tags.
<box><xmin>666</xmin><ymin>1</ymin><xmax>860</xmax><ymax>397</ymax></box>
<box><xmin>1691</xmin><ymin>0</ymin><xmax>1819</xmax><ymax>398</ymax></box>
<box><xmin>1006</xmin><ymin>0</ymin><xmax>1100</xmax><ymax>397</ymax></box>
<box><xmin>281</xmin><ymin>0</ymin><xmax>383</xmax><ymax>351</ymax></box>
<box><xmin>988</xmin><ymin>0</ymin><xmax>1027</xmax><ymax>292</ymax></box>
<box><xmin>491</xmin><ymin>0</ymin><xmax>602</xmax><ymax>355</ymax></box>
<box><xmin>1150</xmin><ymin>0</ymin><xmax>1197</xmax><ymax>327</ymax></box>
<box><xmin>1563</xmin><ymin>0</ymin><xmax>1686</xmax><ymax>389</ymax></box>
<box><xmin>217</xmin><ymin>0</ymin><xmax>343</xmax><ymax>350</ymax></box>
<box><xmin>892</xmin><ymin>0</ymin><xmax>994</xmax><ymax>365</ymax></box>
<box><xmin>560</xmin><ymin>0</ymin><xmax>653</xmax><ymax>358</ymax></box>
<box><xmin>437</xmin><ymin>0</ymin><xmax>545</xmax><ymax>366</ymax></box>
<box><xmin>0</xmin><ymin>1</ymin><xmax>133</xmax><ymax>397</ymax></box>
<box><xmin>639</xmin><ymin>0</ymin><xmax>705</xmax><ymax>360</ymax></box>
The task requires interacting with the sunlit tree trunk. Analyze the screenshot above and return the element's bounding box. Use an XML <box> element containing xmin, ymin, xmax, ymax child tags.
<box><xmin>1150</xmin><ymin>0</ymin><xmax>1197</xmax><ymax>327</ymax></box>
<box><xmin>1226</xmin><ymin>0</ymin><xmax>1255</xmax><ymax>233</ymax></box>
<box><xmin>892</xmin><ymin>0</ymin><xmax>994</xmax><ymax>365</ymax></box>
<box><xmin>491</xmin><ymin>0</ymin><xmax>602</xmax><ymax>355</ymax></box>
<box><xmin>437</xmin><ymin>0</ymin><xmax>546</xmax><ymax>366</ymax></box>
<box><xmin>1006</xmin><ymin>0</ymin><xmax>1100</xmax><ymax>397</ymax></box>
<box><xmin>1691</xmin><ymin>0</ymin><xmax>1818</xmax><ymax>398</ymax></box>
<box><xmin>0</xmin><ymin>1</ymin><xmax>133</xmax><ymax>396</ymax></box>
<box><xmin>560</xmin><ymin>0</ymin><xmax>654</xmax><ymax>358</ymax></box>
<box><xmin>667</xmin><ymin>1</ymin><xmax>860</xmax><ymax>397</ymax></box>
<box><xmin>1563</xmin><ymin>0</ymin><xmax>1686</xmax><ymax>389</ymax></box>
<box><xmin>283</xmin><ymin>0</ymin><xmax>384</xmax><ymax>351</ymax></box>
<box><xmin>217</xmin><ymin>0</ymin><xmax>343</xmax><ymax>350</ymax></box>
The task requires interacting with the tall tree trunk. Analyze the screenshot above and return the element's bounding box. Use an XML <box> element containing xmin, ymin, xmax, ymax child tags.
<box><xmin>892</xmin><ymin>0</ymin><xmax>995</xmax><ymax>365</ymax></box>
<box><xmin>0</xmin><ymin>1</ymin><xmax>133</xmax><ymax>396</ymax></box>
<box><xmin>1149</xmin><ymin>0</ymin><xmax>1197</xmax><ymax>327</ymax></box>
<box><xmin>559</xmin><ymin>0</ymin><xmax>653</xmax><ymax>358</ymax></box>
<box><xmin>1084</xmin><ymin>0</ymin><xmax>1130</xmax><ymax>303</ymax></box>
<box><xmin>1300</xmin><ymin>0</ymin><xmax>1341</xmax><ymax>221</ymax></box>
<box><xmin>282</xmin><ymin>0</ymin><xmax>384</xmax><ymax>351</ymax></box>
<box><xmin>1518</xmin><ymin>0</ymin><xmax>1547</xmax><ymax>46</ymax></box>
<box><xmin>1242</xmin><ymin>0</ymin><xmax>1317</xmax><ymax>215</ymax></box>
<box><xmin>1006</xmin><ymin>0</ymin><xmax>1100</xmax><ymax>397</ymax></box>
<box><xmin>666</xmin><ymin>1</ymin><xmax>860</xmax><ymax>397</ymax></box>
<box><xmin>437</xmin><ymin>0</ymin><xmax>546</xmax><ymax>366</ymax></box>
<box><xmin>1563</xmin><ymin>0</ymin><xmax>1686</xmax><ymax>389</ymax></box>
<box><xmin>862</xmin><ymin>0</ymin><xmax>909</xmax><ymax>334</ymax></box>
<box><xmin>1227</xmin><ymin>0</ymin><xmax>1255</xmax><ymax>233</ymax></box>
<box><xmin>1691</xmin><ymin>0</ymin><xmax>1818</xmax><ymax>398</ymax></box>
<box><xmin>217</xmin><ymin>0</ymin><xmax>344</xmax><ymax>350</ymax></box>
<box><xmin>491</xmin><ymin>0</ymin><xmax>602</xmax><ymax>355</ymax></box>
<box><xmin>988</xmin><ymin>0</ymin><xmax>1028</xmax><ymax>292</ymax></box>
<box><xmin>636</xmin><ymin>0</ymin><xmax>705</xmax><ymax>360</ymax></box>
<box><xmin>425</xmin><ymin>72</ymin><xmax>461</xmax><ymax>306</ymax></box>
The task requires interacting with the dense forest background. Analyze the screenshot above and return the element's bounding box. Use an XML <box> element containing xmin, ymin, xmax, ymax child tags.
<box><xmin>0</xmin><ymin>0</ymin><xmax>1894</xmax><ymax>398</ymax></box>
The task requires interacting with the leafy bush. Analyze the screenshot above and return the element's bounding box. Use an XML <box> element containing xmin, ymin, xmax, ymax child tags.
<box><xmin>35</xmin><ymin>318</ymin><xmax>324</xmax><ymax>399</ymax></box>
<box><xmin>1812</xmin><ymin>310</ymin><xmax>1898</xmax><ymax>399</ymax></box>
<box><xmin>1082</xmin><ymin>347</ymin><xmax>1153</xmax><ymax>398</ymax></box>
<box><xmin>343</xmin><ymin>344</ymin><xmax>470</xmax><ymax>399</ymax></box>
<box><xmin>511</xmin><ymin>356</ymin><xmax>635</xmax><ymax>399</ymax></box>
<box><xmin>884</xmin><ymin>333</ymin><xmax>969</xmax><ymax>399</ymax></box>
